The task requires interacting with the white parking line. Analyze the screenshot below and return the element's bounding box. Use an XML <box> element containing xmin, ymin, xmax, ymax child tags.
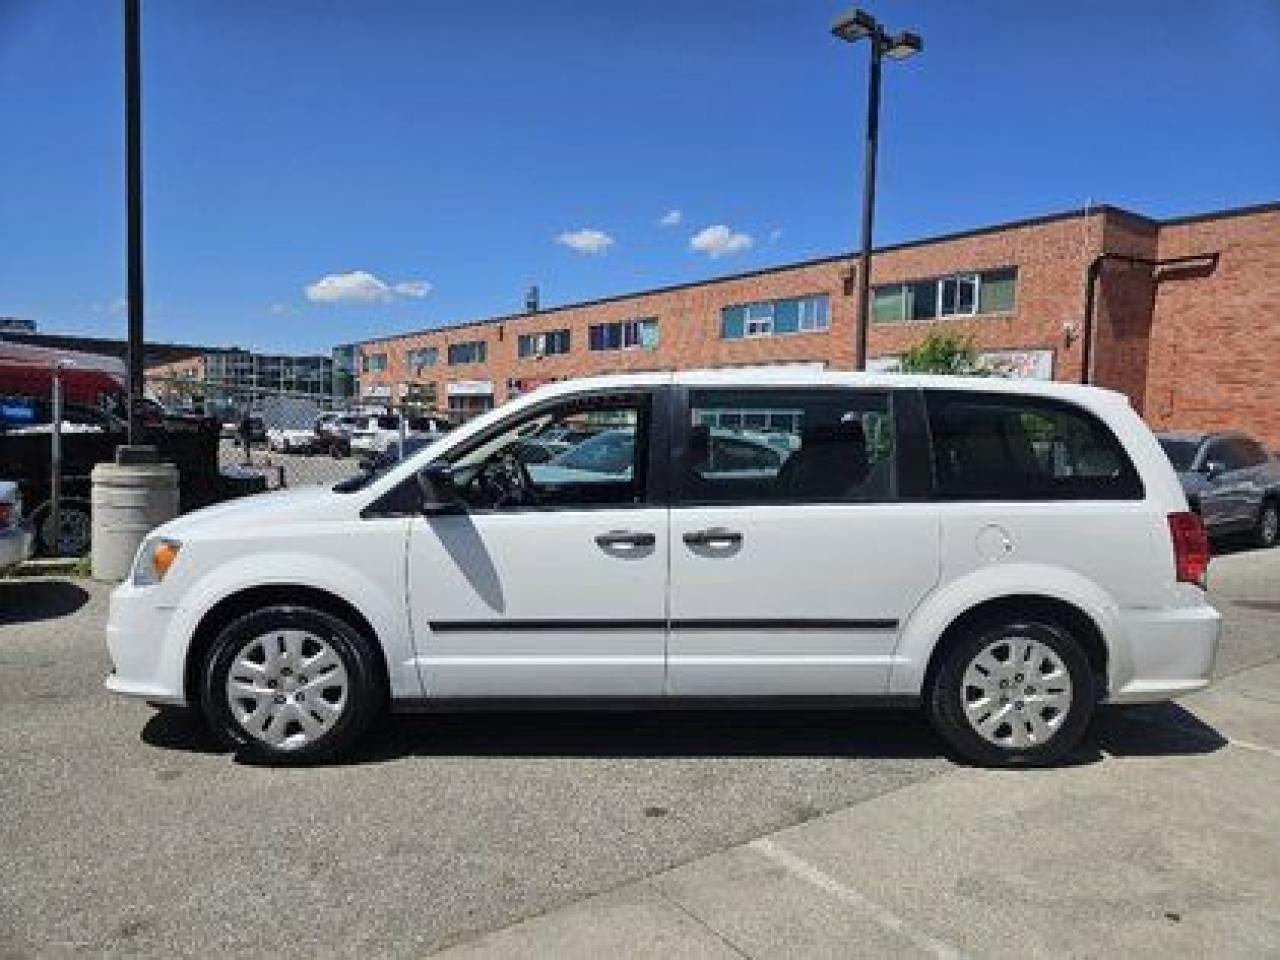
<box><xmin>748</xmin><ymin>837</ymin><xmax>965</xmax><ymax>960</ymax></box>
<box><xmin>1229</xmin><ymin>737</ymin><xmax>1280</xmax><ymax>760</ymax></box>
<box><xmin>1120</xmin><ymin>709</ymin><xmax>1280</xmax><ymax>760</ymax></box>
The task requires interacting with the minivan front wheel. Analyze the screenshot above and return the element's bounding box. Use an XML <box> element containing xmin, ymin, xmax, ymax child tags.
<box><xmin>927</xmin><ymin>618</ymin><xmax>1093</xmax><ymax>767</ymax></box>
<box><xmin>200</xmin><ymin>605</ymin><xmax>384</xmax><ymax>763</ymax></box>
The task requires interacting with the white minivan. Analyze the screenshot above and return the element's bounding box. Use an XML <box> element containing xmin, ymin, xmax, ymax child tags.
<box><xmin>105</xmin><ymin>371</ymin><xmax>1220</xmax><ymax>767</ymax></box>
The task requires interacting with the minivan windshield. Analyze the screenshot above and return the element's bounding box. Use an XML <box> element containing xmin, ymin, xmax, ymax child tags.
<box><xmin>1159</xmin><ymin>438</ymin><xmax>1199</xmax><ymax>472</ymax></box>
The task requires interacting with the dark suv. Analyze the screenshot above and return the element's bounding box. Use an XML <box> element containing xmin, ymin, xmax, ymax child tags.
<box><xmin>1157</xmin><ymin>431</ymin><xmax>1280</xmax><ymax>547</ymax></box>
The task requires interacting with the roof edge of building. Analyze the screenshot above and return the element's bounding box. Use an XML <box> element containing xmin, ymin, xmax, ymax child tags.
<box><xmin>355</xmin><ymin>200</ymin><xmax>1276</xmax><ymax>349</ymax></box>
<box><xmin>1157</xmin><ymin>199</ymin><xmax>1280</xmax><ymax>228</ymax></box>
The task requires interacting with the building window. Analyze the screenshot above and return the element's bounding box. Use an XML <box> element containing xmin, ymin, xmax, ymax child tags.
<box><xmin>588</xmin><ymin>318</ymin><xmax>659</xmax><ymax>352</ymax></box>
<box><xmin>721</xmin><ymin>295</ymin><xmax>829</xmax><ymax>340</ymax></box>
<box><xmin>518</xmin><ymin>329</ymin><xmax>571</xmax><ymax>359</ymax></box>
<box><xmin>407</xmin><ymin>347</ymin><xmax>438</xmax><ymax>369</ymax></box>
<box><xmin>745</xmin><ymin>304</ymin><xmax>773</xmax><ymax>337</ymax></box>
<box><xmin>448</xmin><ymin>340</ymin><xmax>487</xmax><ymax>365</ymax></box>
<box><xmin>362</xmin><ymin>352</ymin><xmax>388</xmax><ymax>373</ymax></box>
<box><xmin>448</xmin><ymin>394</ymin><xmax>494</xmax><ymax>416</ymax></box>
<box><xmin>872</xmin><ymin>268</ymin><xmax>1017</xmax><ymax>324</ymax></box>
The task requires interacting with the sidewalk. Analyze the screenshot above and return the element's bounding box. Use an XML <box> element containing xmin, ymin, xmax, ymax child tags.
<box><xmin>435</xmin><ymin>663</ymin><xmax>1280</xmax><ymax>959</ymax></box>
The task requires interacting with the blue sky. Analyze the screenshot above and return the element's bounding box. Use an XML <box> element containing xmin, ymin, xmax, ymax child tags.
<box><xmin>1</xmin><ymin>0</ymin><xmax>1277</xmax><ymax>354</ymax></box>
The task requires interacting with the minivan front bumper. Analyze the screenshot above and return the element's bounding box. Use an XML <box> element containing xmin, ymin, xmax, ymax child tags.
<box><xmin>1107</xmin><ymin>602</ymin><xmax>1221</xmax><ymax>703</ymax></box>
<box><xmin>104</xmin><ymin>581</ymin><xmax>188</xmax><ymax>706</ymax></box>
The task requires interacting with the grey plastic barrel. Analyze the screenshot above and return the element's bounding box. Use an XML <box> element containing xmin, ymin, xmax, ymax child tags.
<box><xmin>90</xmin><ymin>460</ymin><xmax>180</xmax><ymax>582</ymax></box>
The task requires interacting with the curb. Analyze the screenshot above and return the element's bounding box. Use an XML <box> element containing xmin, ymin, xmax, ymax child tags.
<box><xmin>3</xmin><ymin>557</ymin><xmax>85</xmax><ymax>579</ymax></box>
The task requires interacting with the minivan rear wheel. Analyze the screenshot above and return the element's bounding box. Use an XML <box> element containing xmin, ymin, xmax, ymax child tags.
<box><xmin>200</xmin><ymin>605</ymin><xmax>385</xmax><ymax>764</ymax></box>
<box><xmin>927</xmin><ymin>618</ymin><xmax>1094</xmax><ymax>767</ymax></box>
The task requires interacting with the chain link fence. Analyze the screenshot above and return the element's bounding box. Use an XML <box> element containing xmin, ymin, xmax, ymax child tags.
<box><xmin>147</xmin><ymin>375</ymin><xmax>455</xmax><ymax>491</ymax></box>
<box><xmin>0</xmin><ymin>369</ymin><xmax>457</xmax><ymax>558</ymax></box>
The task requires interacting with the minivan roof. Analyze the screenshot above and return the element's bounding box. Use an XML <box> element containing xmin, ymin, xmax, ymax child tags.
<box><xmin>521</xmin><ymin>370</ymin><xmax>1130</xmax><ymax>405</ymax></box>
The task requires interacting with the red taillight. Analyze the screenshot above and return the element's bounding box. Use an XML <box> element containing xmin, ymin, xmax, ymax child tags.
<box><xmin>1168</xmin><ymin>511</ymin><xmax>1210</xmax><ymax>585</ymax></box>
<box><xmin>0</xmin><ymin>503</ymin><xmax>10</xmax><ymax>528</ymax></box>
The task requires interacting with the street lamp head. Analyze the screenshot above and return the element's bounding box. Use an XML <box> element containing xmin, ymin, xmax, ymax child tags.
<box><xmin>885</xmin><ymin>30</ymin><xmax>923</xmax><ymax>60</ymax></box>
<box><xmin>831</xmin><ymin>7</ymin><xmax>879</xmax><ymax>43</ymax></box>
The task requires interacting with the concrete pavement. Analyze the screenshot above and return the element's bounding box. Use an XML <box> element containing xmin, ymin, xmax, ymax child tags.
<box><xmin>437</xmin><ymin>550</ymin><xmax>1280</xmax><ymax>958</ymax></box>
<box><xmin>437</xmin><ymin>668</ymin><xmax>1280</xmax><ymax>959</ymax></box>
<box><xmin>1</xmin><ymin>548</ymin><xmax>1277</xmax><ymax>957</ymax></box>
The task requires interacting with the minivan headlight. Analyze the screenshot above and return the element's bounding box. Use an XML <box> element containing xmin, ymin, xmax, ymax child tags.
<box><xmin>133</xmin><ymin>537</ymin><xmax>182</xmax><ymax>586</ymax></box>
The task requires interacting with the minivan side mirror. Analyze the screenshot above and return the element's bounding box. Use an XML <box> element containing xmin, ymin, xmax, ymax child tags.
<box><xmin>1203</xmin><ymin>460</ymin><xmax>1227</xmax><ymax>480</ymax></box>
<box><xmin>416</xmin><ymin>462</ymin><xmax>464</xmax><ymax>514</ymax></box>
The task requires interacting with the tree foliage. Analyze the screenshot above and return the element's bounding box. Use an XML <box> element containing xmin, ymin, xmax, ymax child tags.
<box><xmin>897</xmin><ymin>331</ymin><xmax>991</xmax><ymax>375</ymax></box>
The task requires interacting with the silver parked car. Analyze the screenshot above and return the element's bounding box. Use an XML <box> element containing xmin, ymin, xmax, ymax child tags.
<box><xmin>0</xmin><ymin>480</ymin><xmax>34</xmax><ymax>572</ymax></box>
<box><xmin>1157</xmin><ymin>431</ymin><xmax>1280</xmax><ymax>547</ymax></box>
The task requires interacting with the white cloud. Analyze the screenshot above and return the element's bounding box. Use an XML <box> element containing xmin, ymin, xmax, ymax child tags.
<box><xmin>768</xmin><ymin>227</ymin><xmax>783</xmax><ymax>243</ymax></box>
<box><xmin>689</xmin><ymin>224</ymin><xmax>754</xmax><ymax>258</ymax></box>
<box><xmin>556</xmin><ymin>228</ymin><xmax>614</xmax><ymax>255</ymax></box>
<box><xmin>392</xmin><ymin>280</ymin><xmax>432</xmax><ymax>298</ymax></box>
<box><xmin>269</xmin><ymin>303</ymin><xmax>293</xmax><ymax>316</ymax></box>
<box><xmin>305</xmin><ymin>270</ymin><xmax>392</xmax><ymax>303</ymax></box>
<box><xmin>659</xmin><ymin>209</ymin><xmax>683</xmax><ymax>227</ymax></box>
<box><xmin>305</xmin><ymin>270</ymin><xmax>432</xmax><ymax>304</ymax></box>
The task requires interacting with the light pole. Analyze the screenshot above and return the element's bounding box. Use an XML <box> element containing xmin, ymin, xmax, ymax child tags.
<box><xmin>124</xmin><ymin>0</ymin><xmax>145</xmax><ymax>444</ymax></box>
<box><xmin>831</xmin><ymin>8</ymin><xmax>922</xmax><ymax>371</ymax></box>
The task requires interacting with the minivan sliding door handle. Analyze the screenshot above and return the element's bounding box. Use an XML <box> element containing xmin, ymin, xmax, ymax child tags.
<box><xmin>595</xmin><ymin>530</ymin><xmax>657</xmax><ymax>549</ymax></box>
<box><xmin>683</xmin><ymin>527</ymin><xmax>743</xmax><ymax>548</ymax></box>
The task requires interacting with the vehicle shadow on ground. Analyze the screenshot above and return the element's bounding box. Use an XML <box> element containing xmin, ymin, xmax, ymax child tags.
<box><xmin>1212</xmin><ymin>537</ymin><xmax>1274</xmax><ymax>558</ymax></box>
<box><xmin>141</xmin><ymin>700</ymin><xmax>1227</xmax><ymax>768</ymax></box>
<box><xmin>0</xmin><ymin>579</ymin><xmax>90</xmax><ymax>627</ymax></box>
<box><xmin>1091</xmin><ymin>702</ymin><xmax>1228</xmax><ymax>757</ymax></box>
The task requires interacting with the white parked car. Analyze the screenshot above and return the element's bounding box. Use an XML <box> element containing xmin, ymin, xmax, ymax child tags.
<box><xmin>266</xmin><ymin>426</ymin><xmax>321</xmax><ymax>454</ymax></box>
<box><xmin>0</xmin><ymin>480</ymin><xmax>34</xmax><ymax>572</ymax></box>
<box><xmin>348</xmin><ymin>413</ymin><xmax>450</xmax><ymax>455</ymax></box>
<box><xmin>105</xmin><ymin>371</ymin><xmax>1220</xmax><ymax>767</ymax></box>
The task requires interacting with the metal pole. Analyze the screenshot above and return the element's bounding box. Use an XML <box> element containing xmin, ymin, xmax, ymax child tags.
<box><xmin>124</xmin><ymin>0</ymin><xmax>145</xmax><ymax>444</ymax></box>
<box><xmin>853</xmin><ymin>34</ymin><xmax>883</xmax><ymax>372</ymax></box>
<box><xmin>50</xmin><ymin>364</ymin><xmax>64</xmax><ymax>555</ymax></box>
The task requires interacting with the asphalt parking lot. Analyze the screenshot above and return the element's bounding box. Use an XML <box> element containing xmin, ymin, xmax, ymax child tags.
<box><xmin>2</xmin><ymin>549</ymin><xmax>1278</xmax><ymax>958</ymax></box>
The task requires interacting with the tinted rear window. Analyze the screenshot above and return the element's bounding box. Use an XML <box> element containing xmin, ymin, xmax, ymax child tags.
<box><xmin>1158</xmin><ymin>438</ymin><xmax>1199</xmax><ymax>471</ymax></box>
<box><xmin>925</xmin><ymin>391</ymin><xmax>1143</xmax><ymax>500</ymax></box>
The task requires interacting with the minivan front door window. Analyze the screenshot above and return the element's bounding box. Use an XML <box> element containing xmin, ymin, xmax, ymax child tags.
<box><xmin>442</xmin><ymin>394</ymin><xmax>651</xmax><ymax>511</ymax></box>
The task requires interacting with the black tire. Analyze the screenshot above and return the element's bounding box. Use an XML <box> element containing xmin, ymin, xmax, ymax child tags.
<box><xmin>30</xmin><ymin>499</ymin><xmax>93</xmax><ymax>557</ymax></box>
<box><xmin>199</xmin><ymin>605</ymin><xmax>385</xmax><ymax>764</ymax></box>
<box><xmin>927</xmin><ymin>617</ymin><xmax>1094</xmax><ymax>768</ymax></box>
<box><xmin>1254</xmin><ymin>500</ymin><xmax>1279</xmax><ymax>549</ymax></box>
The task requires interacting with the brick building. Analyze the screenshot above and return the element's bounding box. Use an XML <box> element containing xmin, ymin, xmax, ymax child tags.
<box><xmin>146</xmin><ymin>348</ymin><xmax>340</xmax><ymax>412</ymax></box>
<box><xmin>355</xmin><ymin>202</ymin><xmax>1280</xmax><ymax>446</ymax></box>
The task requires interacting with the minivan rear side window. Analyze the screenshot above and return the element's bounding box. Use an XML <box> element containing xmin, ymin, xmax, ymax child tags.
<box><xmin>925</xmin><ymin>391</ymin><xmax>1143</xmax><ymax>500</ymax></box>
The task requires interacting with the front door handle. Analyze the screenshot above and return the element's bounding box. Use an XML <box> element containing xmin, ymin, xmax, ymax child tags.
<box><xmin>683</xmin><ymin>527</ymin><xmax>743</xmax><ymax>548</ymax></box>
<box><xmin>595</xmin><ymin>530</ymin><xmax>656</xmax><ymax>549</ymax></box>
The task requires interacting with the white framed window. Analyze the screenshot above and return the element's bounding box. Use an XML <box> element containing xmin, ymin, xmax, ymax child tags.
<box><xmin>797</xmin><ymin>295</ymin><xmax>829</xmax><ymax>332</ymax></box>
<box><xmin>592</xmin><ymin>318</ymin><xmax>659</xmax><ymax>351</ymax></box>
<box><xmin>407</xmin><ymin>347</ymin><xmax>438</xmax><ymax>369</ymax></box>
<box><xmin>938</xmin><ymin>274</ymin><xmax>979</xmax><ymax>317</ymax></box>
<box><xmin>744</xmin><ymin>303</ymin><xmax>774</xmax><ymax>337</ymax></box>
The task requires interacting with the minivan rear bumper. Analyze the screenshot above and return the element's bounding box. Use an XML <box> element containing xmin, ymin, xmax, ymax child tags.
<box><xmin>1107</xmin><ymin>603</ymin><xmax>1221</xmax><ymax>703</ymax></box>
